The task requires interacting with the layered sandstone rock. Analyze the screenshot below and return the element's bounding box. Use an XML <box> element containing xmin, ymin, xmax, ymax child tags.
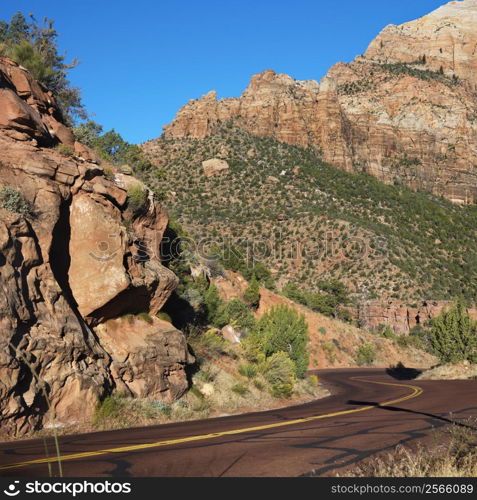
<box><xmin>366</xmin><ymin>0</ymin><xmax>477</xmax><ymax>84</ymax></box>
<box><xmin>0</xmin><ymin>57</ymin><xmax>191</xmax><ymax>437</ymax></box>
<box><xmin>357</xmin><ymin>300</ymin><xmax>477</xmax><ymax>334</ymax></box>
<box><xmin>160</xmin><ymin>1</ymin><xmax>477</xmax><ymax>204</ymax></box>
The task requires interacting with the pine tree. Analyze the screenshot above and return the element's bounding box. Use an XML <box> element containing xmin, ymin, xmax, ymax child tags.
<box><xmin>429</xmin><ymin>302</ymin><xmax>477</xmax><ymax>364</ymax></box>
<box><xmin>0</xmin><ymin>12</ymin><xmax>85</xmax><ymax>123</ymax></box>
<box><xmin>243</xmin><ymin>276</ymin><xmax>260</xmax><ymax>309</ymax></box>
<box><xmin>249</xmin><ymin>305</ymin><xmax>309</xmax><ymax>377</ymax></box>
<box><xmin>204</xmin><ymin>285</ymin><xmax>225</xmax><ymax>327</ymax></box>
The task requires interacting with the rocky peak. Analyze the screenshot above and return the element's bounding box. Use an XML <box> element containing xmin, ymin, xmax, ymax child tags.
<box><xmin>160</xmin><ymin>1</ymin><xmax>477</xmax><ymax>204</ymax></box>
<box><xmin>365</xmin><ymin>0</ymin><xmax>477</xmax><ymax>83</ymax></box>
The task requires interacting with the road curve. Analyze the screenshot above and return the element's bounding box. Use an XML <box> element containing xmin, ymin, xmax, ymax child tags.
<box><xmin>0</xmin><ymin>368</ymin><xmax>476</xmax><ymax>477</ymax></box>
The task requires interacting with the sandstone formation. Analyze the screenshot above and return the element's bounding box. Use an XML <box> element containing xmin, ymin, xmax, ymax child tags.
<box><xmin>0</xmin><ymin>57</ymin><xmax>191</xmax><ymax>437</ymax></box>
<box><xmin>357</xmin><ymin>300</ymin><xmax>477</xmax><ymax>334</ymax></box>
<box><xmin>202</xmin><ymin>158</ymin><xmax>230</xmax><ymax>177</ymax></box>
<box><xmin>366</xmin><ymin>0</ymin><xmax>477</xmax><ymax>84</ymax></box>
<box><xmin>161</xmin><ymin>0</ymin><xmax>477</xmax><ymax>204</ymax></box>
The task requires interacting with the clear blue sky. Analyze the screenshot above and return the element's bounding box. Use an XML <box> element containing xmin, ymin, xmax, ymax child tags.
<box><xmin>1</xmin><ymin>0</ymin><xmax>446</xmax><ymax>144</ymax></box>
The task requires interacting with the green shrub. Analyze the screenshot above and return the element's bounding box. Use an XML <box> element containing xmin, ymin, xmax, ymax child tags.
<box><xmin>137</xmin><ymin>312</ymin><xmax>153</xmax><ymax>324</ymax></box>
<box><xmin>308</xmin><ymin>374</ymin><xmax>319</xmax><ymax>387</ymax></box>
<box><xmin>429</xmin><ymin>302</ymin><xmax>477</xmax><ymax>364</ymax></box>
<box><xmin>282</xmin><ymin>280</ymin><xmax>349</xmax><ymax>319</ymax></box>
<box><xmin>218</xmin><ymin>299</ymin><xmax>256</xmax><ymax>331</ymax></box>
<box><xmin>356</xmin><ymin>343</ymin><xmax>376</xmax><ymax>366</ymax></box>
<box><xmin>156</xmin><ymin>311</ymin><xmax>172</xmax><ymax>323</ymax></box>
<box><xmin>196</xmin><ymin>364</ymin><xmax>216</xmax><ymax>383</ymax></box>
<box><xmin>248</xmin><ymin>305</ymin><xmax>309</xmax><ymax>377</ymax></box>
<box><xmin>103</xmin><ymin>167</ymin><xmax>115</xmax><ymax>180</ymax></box>
<box><xmin>323</xmin><ymin>342</ymin><xmax>336</xmax><ymax>363</ymax></box>
<box><xmin>127</xmin><ymin>183</ymin><xmax>148</xmax><ymax>212</ymax></box>
<box><xmin>93</xmin><ymin>393</ymin><xmax>128</xmax><ymax>426</ymax></box>
<box><xmin>204</xmin><ymin>285</ymin><xmax>226</xmax><ymax>326</ymax></box>
<box><xmin>238</xmin><ymin>363</ymin><xmax>257</xmax><ymax>379</ymax></box>
<box><xmin>188</xmin><ymin>329</ymin><xmax>226</xmax><ymax>359</ymax></box>
<box><xmin>148</xmin><ymin>401</ymin><xmax>172</xmax><ymax>418</ymax></box>
<box><xmin>231</xmin><ymin>383</ymin><xmax>248</xmax><ymax>396</ymax></box>
<box><xmin>0</xmin><ymin>186</ymin><xmax>33</xmax><ymax>216</ymax></box>
<box><xmin>270</xmin><ymin>382</ymin><xmax>294</xmax><ymax>399</ymax></box>
<box><xmin>380</xmin><ymin>325</ymin><xmax>397</xmax><ymax>340</ymax></box>
<box><xmin>253</xmin><ymin>378</ymin><xmax>265</xmax><ymax>390</ymax></box>
<box><xmin>55</xmin><ymin>143</ymin><xmax>74</xmax><ymax>157</ymax></box>
<box><xmin>191</xmin><ymin>399</ymin><xmax>210</xmax><ymax>412</ymax></box>
<box><xmin>261</xmin><ymin>351</ymin><xmax>296</xmax><ymax>398</ymax></box>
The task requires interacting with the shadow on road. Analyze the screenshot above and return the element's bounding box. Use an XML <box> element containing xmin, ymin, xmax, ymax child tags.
<box><xmin>385</xmin><ymin>364</ymin><xmax>422</xmax><ymax>380</ymax></box>
<box><xmin>346</xmin><ymin>400</ymin><xmax>477</xmax><ymax>430</ymax></box>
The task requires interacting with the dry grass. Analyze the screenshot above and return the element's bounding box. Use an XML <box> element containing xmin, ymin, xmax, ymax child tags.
<box><xmin>43</xmin><ymin>352</ymin><xmax>327</xmax><ymax>436</ymax></box>
<box><xmin>347</xmin><ymin>420</ymin><xmax>477</xmax><ymax>477</ymax></box>
<box><xmin>418</xmin><ymin>362</ymin><xmax>477</xmax><ymax>380</ymax></box>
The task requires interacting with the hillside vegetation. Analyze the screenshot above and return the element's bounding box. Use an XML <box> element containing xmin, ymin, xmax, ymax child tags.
<box><xmin>142</xmin><ymin>125</ymin><xmax>477</xmax><ymax>303</ymax></box>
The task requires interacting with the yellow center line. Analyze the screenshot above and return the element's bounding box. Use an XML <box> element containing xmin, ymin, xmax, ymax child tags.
<box><xmin>0</xmin><ymin>376</ymin><xmax>423</xmax><ymax>471</ymax></box>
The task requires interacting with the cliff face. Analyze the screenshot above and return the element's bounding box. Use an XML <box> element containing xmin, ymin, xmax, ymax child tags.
<box><xmin>163</xmin><ymin>0</ymin><xmax>477</xmax><ymax>204</ymax></box>
<box><xmin>365</xmin><ymin>0</ymin><xmax>477</xmax><ymax>84</ymax></box>
<box><xmin>357</xmin><ymin>300</ymin><xmax>477</xmax><ymax>335</ymax></box>
<box><xmin>0</xmin><ymin>57</ymin><xmax>192</xmax><ymax>437</ymax></box>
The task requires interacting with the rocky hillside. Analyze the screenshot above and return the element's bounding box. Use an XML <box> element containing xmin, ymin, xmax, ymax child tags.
<box><xmin>161</xmin><ymin>0</ymin><xmax>477</xmax><ymax>205</ymax></box>
<box><xmin>142</xmin><ymin>125</ymin><xmax>477</xmax><ymax>302</ymax></box>
<box><xmin>0</xmin><ymin>57</ymin><xmax>192</xmax><ymax>437</ymax></box>
<box><xmin>214</xmin><ymin>271</ymin><xmax>437</xmax><ymax>369</ymax></box>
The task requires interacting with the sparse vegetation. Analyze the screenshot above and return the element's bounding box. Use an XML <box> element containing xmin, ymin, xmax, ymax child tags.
<box><xmin>378</xmin><ymin>61</ymin><xmax>459</xmax><ymax>87</ymax></box>
<box><xmin>141</xmin><ymin>124</ymin><xmax>477</xmax><ymax>303</ymax></box>
<box><xmin>127</xmin><ymin>184</ymin><xmax>148</xmax><ymax>212</ymax></box>
<box><xmin>348</xmin><ymin>420</ymin><xmax>477</xmax><ymax>477</ymax></box>
<box><xmin>55</xmin><ymin>143</ymin><xmax>75</xmax><ymax>157</ymax></box>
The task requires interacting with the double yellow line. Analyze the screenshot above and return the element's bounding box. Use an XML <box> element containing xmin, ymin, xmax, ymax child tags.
<box><xmin>0</xmin><ymin>376</ymin><xmax>423</xmax><ymax>472</ymax></box>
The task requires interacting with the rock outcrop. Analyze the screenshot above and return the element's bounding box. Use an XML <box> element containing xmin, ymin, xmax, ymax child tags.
<box><xmin>162</xmin><ymin>0</ymin><xmax>477</xmax><ymax>204</ymax></box>
<box><xmin>365</xmin><ymin>0</ymin><xmax>477</xmax><ymax>84</ymax></box>
<box><xmin>0</xmin><ymin>57</ymin><xmax>192</xmax><ymax>438</ymax></box>
<box><xmin>202</xmin><ymin>158</ymin><xmax>229</xmax><ymax>177</ymax></box>
<box><xmin>357</xmin><ymin>300</ymin><xmax>477</xmax><ymax>335</ymax></box>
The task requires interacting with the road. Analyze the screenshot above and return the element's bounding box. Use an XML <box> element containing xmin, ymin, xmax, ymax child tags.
<box><xmin>0</xmin><ymin>368</ymin><xmax>476</xmax><ymax>477</ymax></box>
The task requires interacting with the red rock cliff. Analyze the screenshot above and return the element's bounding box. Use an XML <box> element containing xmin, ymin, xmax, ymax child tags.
<box><xmin>163</xmin><ymin>0</ymin><xmax>477</xmax><ymax>204</ymax></box>
<box><xmin>0</xmin><ymin>57</ymin><xmax>192</xmax><ymax>437</ymax></box>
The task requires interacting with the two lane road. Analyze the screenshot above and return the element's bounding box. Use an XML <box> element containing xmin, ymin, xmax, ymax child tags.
<box><xmin>1</xmin><ymin>368</ymin><xmax>476</xmax><ymax>477</ymax></box>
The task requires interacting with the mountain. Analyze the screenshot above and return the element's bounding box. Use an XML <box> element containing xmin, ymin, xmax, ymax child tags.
<box><xmin>161</xmin><ymin>0</ymin><xmax>477</xmax><ymax>205</ymax></box>
<box><xmin>0</xmin><ymin>56</ymin><xmax>192</xmax><ymax>437</ymax></box>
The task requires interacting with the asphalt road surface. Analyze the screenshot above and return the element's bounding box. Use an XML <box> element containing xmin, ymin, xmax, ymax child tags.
<box><xmin>0</xmin><ymin>368</ymin><xmax>476</xmax><ymax>477</ymax></box>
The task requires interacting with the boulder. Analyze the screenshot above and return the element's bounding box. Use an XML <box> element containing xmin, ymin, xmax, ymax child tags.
<box><xmin>202</xmin><ymin>158</ymin><xmax>230</xmax><ymax>177</ymax></box>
